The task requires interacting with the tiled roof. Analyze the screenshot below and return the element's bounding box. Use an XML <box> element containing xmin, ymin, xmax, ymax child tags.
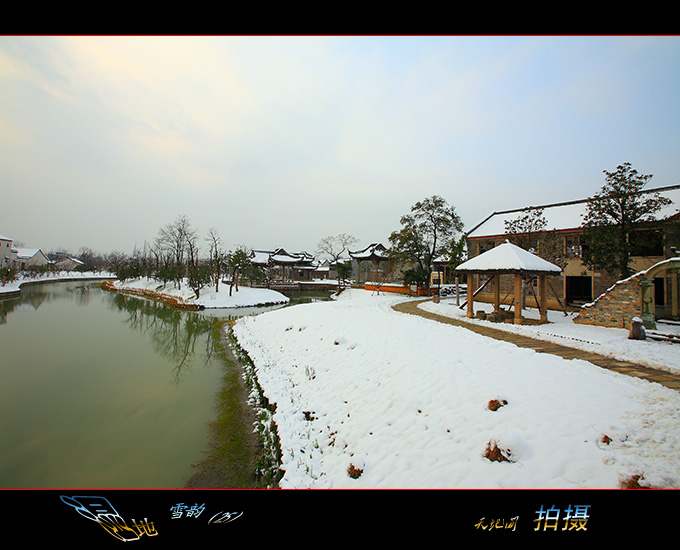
<box><xmin>466</xmin><ymin>185</ymin><xmax>680</xmax><ymax>239</ymax></box>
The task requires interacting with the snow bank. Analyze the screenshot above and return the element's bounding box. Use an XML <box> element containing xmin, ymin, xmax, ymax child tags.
<box><xmin>0</xmin><ymin>271</ymin><xmax>115</xmax><ymax>296</ymax></box>
<box><xmin>232</xmin><ymin>289</ymin><xmax>680</xmax><ymax>489</ymax></box>
<box><xmin>111</xmin><ymin>278</ymin><xmax>289</xmax><ymax>309</ymax></box>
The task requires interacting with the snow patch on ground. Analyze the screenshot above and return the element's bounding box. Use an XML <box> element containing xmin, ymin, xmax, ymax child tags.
<box><xmin>232</xmin><ymin>289</ymin><xmax>680</xmax><ymax>489</ymax></box>
<box><xmin>111</xmin><ymin>278</ymin><xmax>289</xmax><ymax>308</ymax></box>
<box><xmin>419</xmin><ymin>297</ymin><xmax>680</xmax><ymax>374</ymax></box>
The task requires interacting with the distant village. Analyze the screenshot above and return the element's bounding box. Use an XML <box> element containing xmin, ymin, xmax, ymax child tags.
<box><xmin>0</xmin><ymin>238</ymin><xmax>83</xmax><ymax>272</ymax></box>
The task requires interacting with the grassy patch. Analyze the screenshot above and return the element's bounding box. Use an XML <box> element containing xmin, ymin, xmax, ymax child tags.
<box><xmin>225</xmin><ymin>324</ymin><xmax>284</xmax><ymax>488</ymax></box>
<box><xmin>185</xmin><ymin>320</ymin><xmax>282</xmax><ymax>489</ymax></box>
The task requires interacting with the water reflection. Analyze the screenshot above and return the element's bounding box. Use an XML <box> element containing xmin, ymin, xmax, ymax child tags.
<box><xmin>0</xmin><ymin>282</ymin><xmax>235</xmax><ymax>488</ymax></box>
<box><xmin>0</xmin><ymin>281</ymin><xmax>329</xmax><ymax>488</ymax></box>
<box><xmin>107</xmin><ymin>293</ymin><xmax>217</xmax><ymax>384</ymax></box>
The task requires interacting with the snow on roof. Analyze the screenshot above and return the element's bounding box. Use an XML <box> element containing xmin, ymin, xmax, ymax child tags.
<box><xmin>271</xmin><ymin>254</ymin><xmax>300</xmax><ymax>264</ymax></box>
<box><xmin>455</xmin><ymin>241</ymin><xmax>562</xmax><ymax>274</ymax></box>
<box><xmin>251</xmin><ymin>248</ymin><xmax>316</xmax><ymax>266</ymax></box>
<box><xmin>349</xmin><ymin>243</ymin><xmax>388</xmax><ymax>260</ymax></box>
<box><xmin>0</xmin><ymin>234</ymin><xmax>12</xmax><ymax>241</ymax></box>
<box><xmin>57</xmin><ymin>256</ymin><xmax>83</xmax><ymax>264</ymax></box>
<box><xmin>15</xmin><ymin>248</ymin><xmax>43</xmax><ymax>259</ymax></box>
<box><xmin>466</xmin><ymin>185</ymin><xmax>680</xmax><ymax>239</ymax></box>
<box><xmin>250</xmin><ymin>250</ymin><xmax>273</xmax><ymax>265</ymax></box>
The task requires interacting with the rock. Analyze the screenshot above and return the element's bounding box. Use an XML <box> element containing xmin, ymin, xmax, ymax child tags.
<box><xmin>628</xmin><ymin>317</ymin><xmax>646</xmax><ymax>340</ymax></box>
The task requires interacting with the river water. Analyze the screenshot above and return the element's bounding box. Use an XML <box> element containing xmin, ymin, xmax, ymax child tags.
<box><xmin>0</xmin><ymin>280</ymin><xmax>324</xmax><ymax>489</ymax></box>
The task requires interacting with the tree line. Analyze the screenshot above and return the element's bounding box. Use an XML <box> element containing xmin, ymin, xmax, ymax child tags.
<box><xmin>8</xmin><ymin>215</ymin><xmax>259</xmax><ymax>297</ymax></box>
<box><xmin>4</xmin><ymin>163</ymin><xmax>670</xmax><ymax>292</ymax></box>
<box><xmin>114</xmin><ymin>215</ymin><xmax>260</xmax><ymax>298</ymax></box>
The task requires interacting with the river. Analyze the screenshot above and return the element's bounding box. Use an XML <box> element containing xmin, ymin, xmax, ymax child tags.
<box><xmin>0</xmin><ymin>280</ymin><xmax>327</xmax><ymax>489</ymax></box>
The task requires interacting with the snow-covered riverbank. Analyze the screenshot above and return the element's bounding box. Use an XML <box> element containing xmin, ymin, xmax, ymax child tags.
<box><xmin>111</xmin><ymin>277</ymin><xmax>289</xmax><ymax>309</ymax></box>
<box><xmin>232</xmin><ymin>289</ymin><xmax>680</xmax><ymax>489</ymax></box>
<box><xmin>0</xmin><ymin>271</ymin><xmax>116</xmax><ymax>296</ymax></box>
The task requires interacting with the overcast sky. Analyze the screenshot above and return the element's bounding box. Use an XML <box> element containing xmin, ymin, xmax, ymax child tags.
<box><xmin>2</xmin><ymin>36</ymin><xmax>679</xmax><ymax>257</ymax></box>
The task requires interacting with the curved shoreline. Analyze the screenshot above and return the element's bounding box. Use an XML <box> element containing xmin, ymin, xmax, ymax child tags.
<box><xmin>101</xmin><ymin>280</ymin><xmax>205</xmax><ymax>310</ymax></box>
<box><xmin>104</xmin><ymin>279</ymin><xmax>290</xmax><ymax>311</ymax></box>
<box><xmin>1</xmin><ymin>274</ymin><xmax>117</xmax><ymax>300</ymax></box>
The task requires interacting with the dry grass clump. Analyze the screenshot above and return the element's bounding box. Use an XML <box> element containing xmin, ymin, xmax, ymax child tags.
<box><xmin>347</xmin><ymin>463</ymin><xmax>363</xmax><ymax>479</ymax></box>
<box><xmin>621</xmin><ymin>474</ymin><xmax>650</xmax><ymax>489</ymax></box>
<box><xmin>487</xmin><ymin>399</ymin><xmax>508</xmax><ymax>411</ymax></box>
<box><xmin>484</xmin><ymin>441</ymin><xmax>514</xmax><ymax>463</ymax></box>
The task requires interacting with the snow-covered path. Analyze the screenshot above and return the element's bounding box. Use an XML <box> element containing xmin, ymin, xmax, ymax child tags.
<box><xmin>232</xmin><ymin>289</ymin><xmax>680</xmax><ymax>489</ymax></box>
<box><xmin>419</xmin><ymin>297</ymin><xmax>680</xmax><ymax>374</ymax></box>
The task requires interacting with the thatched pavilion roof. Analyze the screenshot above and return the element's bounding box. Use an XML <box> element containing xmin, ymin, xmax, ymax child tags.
<box><xmin>456</xmin><ymin>241</ymin><xmax>561</xmax><ymax>275</ymax></box>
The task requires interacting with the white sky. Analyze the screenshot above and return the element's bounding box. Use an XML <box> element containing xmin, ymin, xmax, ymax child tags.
<box><xmin>2</xmin><ymin>36</ymin><xmax>679</xmax><ymax>257</ymax></box>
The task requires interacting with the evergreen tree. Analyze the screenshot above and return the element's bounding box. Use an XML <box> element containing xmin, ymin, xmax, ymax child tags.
<box><xmin>581</xmin><ymin>162</ymin><xmax>671</xmax><ymax>279</ymax></box>
<box><xmin>388</xmin><ymin>195</ymin><xmax>464</xmax><ymax>289</ymax></box>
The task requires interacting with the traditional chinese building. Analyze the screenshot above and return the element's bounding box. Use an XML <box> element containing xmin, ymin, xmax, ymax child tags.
<box><xmin>348</xmin><ymin>243</ymin><xmax>389</xmax><ymax>283</ymax></box>
<box><xmin>250</xmin><ymin>248</ymin><xmax>318</xmax><ymax>282</ymax></box>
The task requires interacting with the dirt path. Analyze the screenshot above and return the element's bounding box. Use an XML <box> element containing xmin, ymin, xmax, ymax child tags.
<box><xmin>392</xmin><ymin>299</ymin><xmax>680</xmax><ymax>393</ymax></box>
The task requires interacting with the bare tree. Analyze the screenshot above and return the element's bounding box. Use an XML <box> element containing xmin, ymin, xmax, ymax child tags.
<box><xmin>186</xmin><ymin>230</ymin><xmax>211</xmax><ymax>299</ymax></box>
<box><xmin>106</xmin><ymin>251</ymin><xmax>129</xmax><ymax>275</ymax></box>
<box><xmin>205</xmin><ymin>228</ymin><xmax>224</xmax><ymax>292</ymax></box>
<box><xmin>317</xmin><ymin>233</ymin><xmax>358</xmax><ymax>290</ymax></box>
<box><xmin>157</xmin><ymin>215</ymin><xmax>198</xmax><ymax>289</ymax></box>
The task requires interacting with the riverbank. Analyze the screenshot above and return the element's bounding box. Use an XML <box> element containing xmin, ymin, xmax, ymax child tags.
<box><xmin>184</xmin><ymin>321</ymin><xmax>267</xmax><ymax>489</ymax></box>
<box><xmin>107</xmin><ymin>277</ymin><xmax>290</xmax><ymax>309</ymax></box>
<box><xmin>232</xmin><ymin>288</ymin><xmax>680</xmax><ymax>489</ymax></box>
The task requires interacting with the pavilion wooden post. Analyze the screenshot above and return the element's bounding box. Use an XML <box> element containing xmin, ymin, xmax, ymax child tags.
<box><xmin>672</xmin><ymin>268</ymin><xmax>678</xmax><ymax>319</ymax></box>
<box><xmin>539</xmin><ymin>274</ymin><xmax>548</xmax><ymax>323</ymax></box>
<box><xmin>467</xmin><ymin>273</ymin><xmax>474</xmax><ymax>318</ymax></box>
<box><xmin>514</xmin><ymin>273</ymin><xmax>523</xmax><ymax>324</ymax></box>
<box><xmin>493</xmin><ymin>273</ymin><xmax>501</xmax><ymax>312</ymax></box>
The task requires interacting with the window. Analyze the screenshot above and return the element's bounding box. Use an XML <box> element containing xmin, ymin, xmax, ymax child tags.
<box><xmin>565</xmin><ymin>233</ymin><xmax>588</xmax><ymax>258</ymax></box>
<box><xmin>629</xmin><ymin>230</ymin><xmax>664</xmax><ymax>257</ymax></box>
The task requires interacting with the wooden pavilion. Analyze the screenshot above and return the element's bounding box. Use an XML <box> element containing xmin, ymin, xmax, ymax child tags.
<box><xmin>455</xmin><ymin>241</ymin><xmax>562</xmax><ymax>324</ymax></box>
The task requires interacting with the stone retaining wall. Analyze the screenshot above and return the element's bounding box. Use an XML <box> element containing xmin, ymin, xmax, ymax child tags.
<box><xmin>573</xmin><ymin>273</ymin><xmax>642</xmax><ymax>329</ymax></box>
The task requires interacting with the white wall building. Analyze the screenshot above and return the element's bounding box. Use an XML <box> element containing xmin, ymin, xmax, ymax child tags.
<box><xmin>0</xmin><ymin>234</ymin><xmax>15</xmax><ymax>267</ymax></box>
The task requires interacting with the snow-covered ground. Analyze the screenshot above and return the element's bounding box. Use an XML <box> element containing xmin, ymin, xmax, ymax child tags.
<box><xmin>0</xmin><ymin>271</ymin><xmax>116</xmax><ymax>296</ymax></box>
<box><xmin>111</xmin><ymin>277</ymin><xmax>289</xmax><ymax>308</ymax></box>
<box><xmin>232</xmin><ymin>289</ymin><xmax>680</xmax><ymax>489</ymax></box>
<box><xmin>420</xmin><ymin>297</ymin><xmax>680</xmax><ymax>374</ymax></box>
